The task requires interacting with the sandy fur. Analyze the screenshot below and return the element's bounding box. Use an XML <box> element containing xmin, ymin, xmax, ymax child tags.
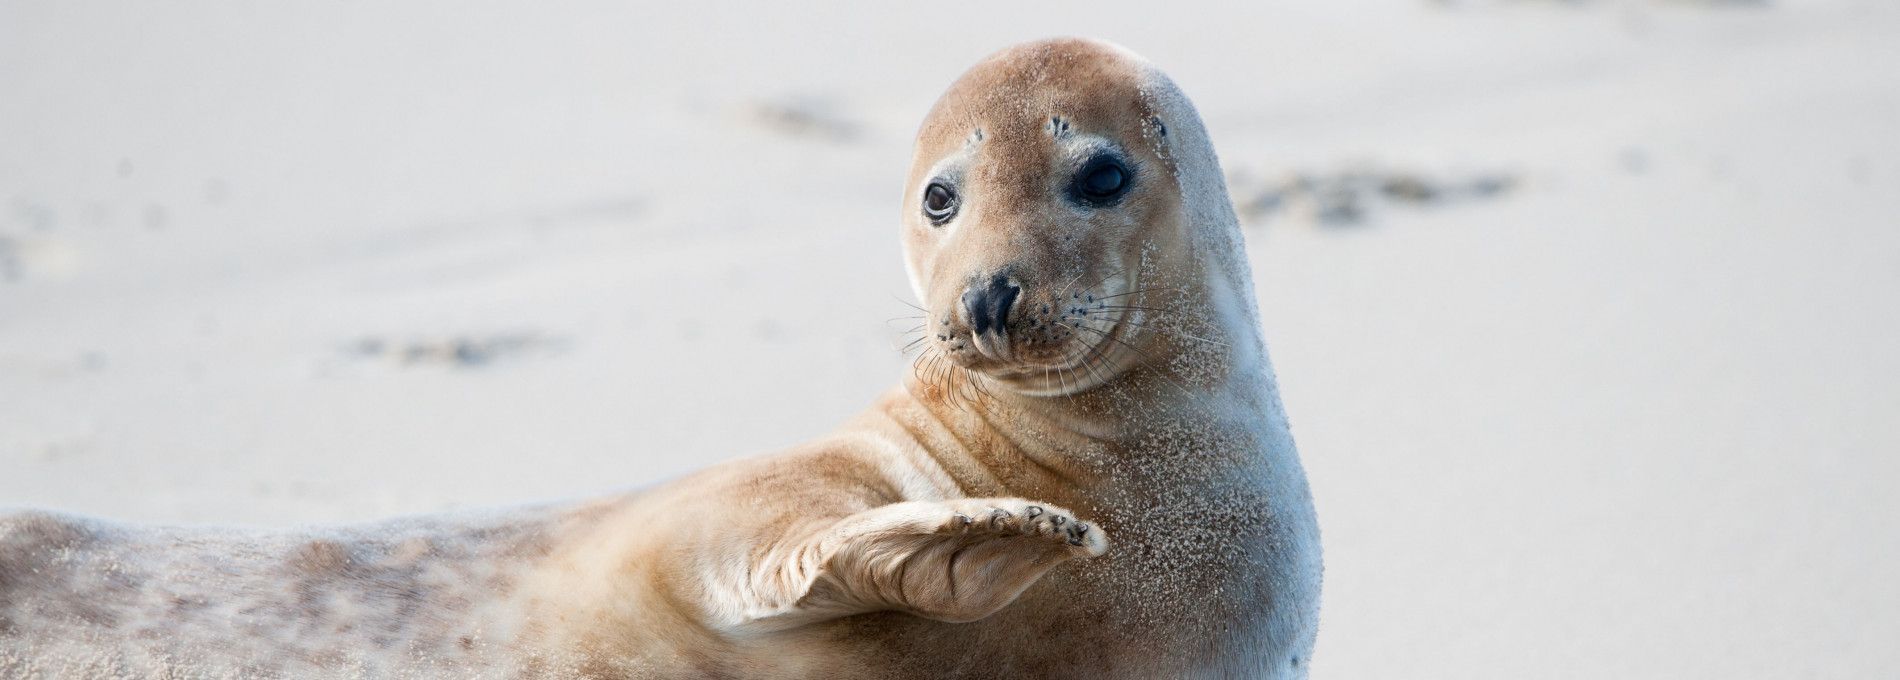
<box><xmin>0</xmin><ymin>38</ymin><xmax>1319</xmax><ymax>679</ymax></box>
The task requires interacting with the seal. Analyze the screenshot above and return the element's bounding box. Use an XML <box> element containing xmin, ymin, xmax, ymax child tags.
<box><xmin>0</xmin><ymin>38</ymin><xmax>1321</xmax><ymax>679</ymax></box>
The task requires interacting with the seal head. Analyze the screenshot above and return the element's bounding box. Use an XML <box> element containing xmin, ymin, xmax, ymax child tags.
<box><xmin>902</xmin><ymin>38</ymin><xmax>1253</xmax><ymax>398</ymax></box>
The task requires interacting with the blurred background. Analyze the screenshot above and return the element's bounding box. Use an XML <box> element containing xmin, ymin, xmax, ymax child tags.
<box><xmin>3</xmin><ymin>0</ymin><xmax>1896</xmax><ymax>677</ymax></box>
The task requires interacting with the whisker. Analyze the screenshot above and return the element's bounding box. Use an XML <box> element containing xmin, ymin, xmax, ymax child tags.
<box><xmin>1053</xmin><ymin>266</ymin><xmax>1093</xmax><ymax>301</ymax></box>
<box><xmin>1091</xmin><ymin>304</ymin><xmax>1173</xmax><ymax>314</ymax></box>
<box><xmin>962</xmin><ymin>370</ymin><xmax>985</xmax><ymax>408</ymax></box>
<box><xmin>1115</xmin><ymin>319</ymin><xmax>1230</xmax><ymax>348</ymax></box>
<box><xmin>926</xmin><ymin>354</ymin><xmax>950</xmax><ymax>406</ymax></box>
<box><xmin>930</xmin><ymin>355</ymin><xmax>969</xmax><ymax>412</ymax></box>
<box><xmin>910</xmin><ymin>347</ymin><xmax>935</xmax><ymax>387</ymax></box>
<box><xmin>1075</xmin><ymin>337</ymin><xmax>1123</xmax><ymax>404</ymax></box>
<box><xmin>1073</xmin><ymin>344</ymin><xmax>1114</xmax><ymax>392</ymax></box>
<box><xmin>1071</xmin><ymin>315</ymin><xmax>1230</xmax><ymax>349</ymax></box>
<box><xmin>965</xmin><ymin>367</ymin><xmax>995</xmax><ymax>402</ymax></box>
<box><xmin>1049</xmin><ymin>303</ymin><xmax>1116</xmax><ymax>401</ymax></box>
<box><xmin>1094</xmin><ymin>266</ymin><xmax>1129</xmax><ymax>288</ymax></box>
<box><xmin>1093</xmin><ymin>286</ymin><xmax>1182</xmax><ymax>302</ymax></box>
<box><xmin>1075</xmin><ymin>266</ymin><xmax>1128</xmax><ymax>298</ymax></box>
<box><xmin>891</xmin><ymin>295</ymin><xmax>928</xmax><ymax>313</ymax></box>
<box><xmin>1064</xmin><ymin>322</ymin><xmax>1208</xmax><ymax>410</ymax></box>
<box><xmin>1053</xmin><ymin>354</ymin><xmax>1078</xmax><ymax>405</ymax></box>
<box><xmin>940</xmin><ymin>358</ymin><xmax>960</xmax><ymax>404</ymax></box>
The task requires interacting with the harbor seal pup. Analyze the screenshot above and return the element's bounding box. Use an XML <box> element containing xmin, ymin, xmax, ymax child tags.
<box><xmin>0</xmin><ymin>38</ymin><xmax>1321</xmax><ymax>678</ymax></box>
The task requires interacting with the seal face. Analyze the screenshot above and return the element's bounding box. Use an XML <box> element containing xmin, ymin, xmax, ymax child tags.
<box><xmin>902</xmin><ymin>44</ymin><xmax>1195</xmax><ymax>397</ymax></box>
<box><xmin>0</xmin><ymin>38</ymin><xmax>1319</xmax><ymax>680</ymax></box>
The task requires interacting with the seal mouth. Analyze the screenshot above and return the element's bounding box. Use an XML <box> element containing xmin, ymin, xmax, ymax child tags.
<box><xmin>969</xmin><ymin>328</ymin><xmax>1015</xmax><ymax>363</ymax></box>
<box><xmin>949</xmin><ymin>269</ymin><xmax>1147</xmax><ymax>395</ymax></box>
<box><xmin>1003</xmin><ymin>304</ymin><xmax>1137</xmax><ymax>391</ymax></box>
<box><xmin>908</xmin><ymin>264</ymin><xmax>1150</xmax><ymax>401</ymax></box>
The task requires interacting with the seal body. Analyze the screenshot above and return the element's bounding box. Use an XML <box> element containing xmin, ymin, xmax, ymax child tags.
<box><xmin>0</xmin><ymin>38</ymin><xmax>1320</xmax><ymax>679</ymax></box>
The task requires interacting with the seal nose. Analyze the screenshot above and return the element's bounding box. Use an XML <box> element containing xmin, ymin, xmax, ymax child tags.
<box><xmin>961</xmin><ymin>275</ymin><xmax>1021</xmax><ymax>336</ymax></box>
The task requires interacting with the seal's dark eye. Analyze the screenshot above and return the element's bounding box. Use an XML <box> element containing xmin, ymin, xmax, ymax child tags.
<box><xmin>923</xmin><ymin>182</ymin><xmax>958</xmax><ymax>224</ymax></box>
<box><xmin>1070</xmin><ymin>155</ymin><xmax>1132</xmax><ymax>207</ymax></box>
<box><xmin>1084</xmin><ymin>165</ymin><xmax>1125</xmax><ymax>196</ymax></box>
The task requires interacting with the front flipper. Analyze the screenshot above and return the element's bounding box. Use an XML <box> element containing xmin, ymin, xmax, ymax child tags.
<box><xmin>739</xmin><ymin>498</ymin><xmax>1107</xmax><ymax>630</ymax></box>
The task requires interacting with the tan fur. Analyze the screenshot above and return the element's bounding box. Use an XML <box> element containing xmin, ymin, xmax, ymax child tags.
<box><xmin>0</xmin><ymin>38</ymin><xmax>1320</xmax><ymax>679</ymax></box>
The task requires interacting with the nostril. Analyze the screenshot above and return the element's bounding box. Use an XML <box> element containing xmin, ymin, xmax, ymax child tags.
<box><xmin>961</xmin><ymin>288</ymin><xmax>989</xmax><ymax>335</ymax></box>
<box><xmin>988</xmin><ymin>276</ymin><xmax>1020</xmax><ymax>329</ymax></box>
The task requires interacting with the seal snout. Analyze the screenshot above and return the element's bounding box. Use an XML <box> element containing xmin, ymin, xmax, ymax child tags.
<box><xmin>961</xmin><ymin>274</ymin><xmax>1020</xmax><ymax>337</ymax></box>
<box><xmin>960</xmin><ymin>274</ymin><xmax>1021</xmax><ymax>361</ymax></box>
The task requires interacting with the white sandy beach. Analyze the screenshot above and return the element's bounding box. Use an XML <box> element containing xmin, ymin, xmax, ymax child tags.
<box><xmin>3</xmin><ymin>1</ymin><xmax>1897</xmax><ymax>676</ymax></box>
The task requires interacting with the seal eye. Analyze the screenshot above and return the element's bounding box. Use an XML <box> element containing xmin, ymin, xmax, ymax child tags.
<box><xmin>1083</xmin><ymin>165</ymin><xmax>1125</xmax><ymax>196</ymax></box>
<box><xmin>922</xmin><ymin>182</ymin><xmax>958</xmax><ymax>224</ymax></box>
<box><xmin>1070</xmin><ymin>155</ymin><xmax>1132</xmax><ymax>207</ymax></box>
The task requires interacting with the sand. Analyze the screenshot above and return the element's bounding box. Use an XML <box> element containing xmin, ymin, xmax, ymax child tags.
<box><xmin>3</xmin><ymin>1</ymin><xmax>1897</xmax><ymax>676</ymax></box>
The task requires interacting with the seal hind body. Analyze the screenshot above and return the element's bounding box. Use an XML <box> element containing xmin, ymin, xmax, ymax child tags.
<box><xmin>0</xmin><ymin>38</ymin><xmax>1320</xmax><ymax>679</ymax></box>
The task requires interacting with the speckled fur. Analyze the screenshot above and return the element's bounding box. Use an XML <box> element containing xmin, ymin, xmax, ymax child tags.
<box><xmin>0</xmin><ymin>505</ymin><xmax>600</xmax><ymax>678</ymax></box>
<box><xmin>0</xmin><ymin>38</ymin><xmax>1319</xmax><ymax>679</ymax></box>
